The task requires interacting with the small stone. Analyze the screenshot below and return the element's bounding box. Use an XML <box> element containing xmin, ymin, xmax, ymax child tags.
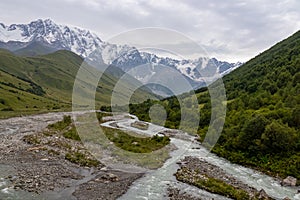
<box><xmin>14</xmin><ymin>186</ymin><xmax>20</xmax><ymax>190</ymax></box>
<box><xmin>258</xmin><ymin>189</ymin><xmax>269</xmax><ymax>199</ymax></box>
<box><xmin>10</xmin><ymin>176</ymin><xmax>17</xmax><ymax>181</ymax></box>
<box><xmin>100</xmin><ymin>167</ymin><xmax>108</xmax><ymax>171</ymax></box>
<box><xmin>108</xmin><ymin>173</ymin><xmax>116</xmax><ymax>178</ymax></box>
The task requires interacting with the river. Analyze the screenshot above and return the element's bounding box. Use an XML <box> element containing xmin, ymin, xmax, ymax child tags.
<box><xmin>103</xmin><ymin>114</ymin><xmax>300</xmax><ymax>200</ymax></box>
<box><xmin>0</xmin><ymin>112</ymin><xmax>299</xmax><ymax>199</ymax></box>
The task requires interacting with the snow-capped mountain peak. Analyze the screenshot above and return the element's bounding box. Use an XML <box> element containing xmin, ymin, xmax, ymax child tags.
<box><xmin>0</xmin><ymin>19</ymin><xmax>243</xmax><ymax>96</ymax></box>
<box><xmin>0</xmin><ymin>19</ymin><xmax>104</xmax><ymax>57</ymax></box>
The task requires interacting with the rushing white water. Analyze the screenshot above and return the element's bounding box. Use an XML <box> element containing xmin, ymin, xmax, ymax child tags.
<box><xmin>108</xmin><ymin>114</ymin><xmax>300</xmax><ymax>200</ymax></box>
<box><xmin>197</xmin><ymin>153</ymin><xmax>300</xmax><ymax>200</ymax></box>
<box><xmin>118</xmin><ymin>137</ymin><xmax>231</xmax><ymax>200</ymax></box>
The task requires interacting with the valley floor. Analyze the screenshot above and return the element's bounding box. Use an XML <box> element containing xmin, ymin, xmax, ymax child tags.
<box><xmin>0</xmin><ymin>112</ymin><xmax>143</xmax><ymax>200</ymax></box>
<box><xmin>0</xmin><ymin>111</ymin><xmax>298</xmax><ymax>200</ymax></box>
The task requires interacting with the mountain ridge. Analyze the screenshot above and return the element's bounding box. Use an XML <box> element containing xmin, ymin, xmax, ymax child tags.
<box><xmin>0</xmin><ymin>19</ymin><xmax>242</xmax><ymax>95</ymax></box>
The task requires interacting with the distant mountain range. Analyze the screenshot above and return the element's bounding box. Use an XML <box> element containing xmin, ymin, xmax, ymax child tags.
<box><xmin>0</xmin><ymin>19</ymin><xmax>242</xmax><ymax>96</ymax></box>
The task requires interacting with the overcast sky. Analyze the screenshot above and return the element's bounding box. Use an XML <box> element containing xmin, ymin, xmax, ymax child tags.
<box><xmin>1</xmin><ymin>0</ymin><xmax>300</xmax><ymax>62</ymax></box>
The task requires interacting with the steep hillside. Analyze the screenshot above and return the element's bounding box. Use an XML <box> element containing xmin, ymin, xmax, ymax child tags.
<box><xmin>0</xmin><ymin>66</ymin><xmax>65</xmax><ymax>118</ymax></box>
<box><xmin>207</xmin><ymin>30</ymin><xmax>300</xmax><ymax>180</ymax></box>
<box><xmin>0</xmin><ymin>49</ymin><xmax>155</xmax><ymax>118</ymax></box>
<box><xmin>128</xmin><ymin>30</ymin><xmax>300</xmax><ymax>181</ymax></box>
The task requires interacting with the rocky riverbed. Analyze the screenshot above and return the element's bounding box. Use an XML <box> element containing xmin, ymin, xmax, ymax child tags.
<box><xmin>73</xmin><ymin>170</ymin><xmax>143</xmax><ymax>200</ymax></box>
<box><xmin>0</xmin><ymin>112</ymin><xmax>144</xmax><ymax>199</ymax></box>
<box><xmin>175</xmin><ymin>156</ymin><xmax>276</xmax><ymax>199</ymax></box>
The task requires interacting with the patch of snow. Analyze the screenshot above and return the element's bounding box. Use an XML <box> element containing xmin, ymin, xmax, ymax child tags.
<box><xmin>0</xmin><ymin>25</ymin><xmax>30</xmax><ymax>42</ymax></box>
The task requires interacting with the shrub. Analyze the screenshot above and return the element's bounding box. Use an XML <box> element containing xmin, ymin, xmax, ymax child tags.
<box><xmin>65</xmin><ymin>152</ymin><xmax>100</xmax><ymax>167</ymax></box>
<box><xmin>63</xmin><ymin>126</ymin><xmax>81</xmax><ymax>141</ymax></box>
<box><xmin>47</xmin><ymin>115</ymin><xmax>71</xmax><ymax>130</ymax></box>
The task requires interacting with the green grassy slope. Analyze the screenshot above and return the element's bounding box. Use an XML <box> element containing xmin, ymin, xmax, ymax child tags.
<box><xmin>0</xmin><ymin>69</ymin><xmax>65</xmax><ymax>118</ymax></box>
<box><xmin>128</xmin><ymin>30</ymin><xmax>300</xmax><ymax>181</ymax></box>
<box><xmin>0</xmin><ymin>49</ymin><xmax>155</xmax><ymax>118</ymax></box>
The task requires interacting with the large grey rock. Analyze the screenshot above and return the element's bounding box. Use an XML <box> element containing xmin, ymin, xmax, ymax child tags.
<box><xmin>281</xmin><ymin>176</ymin><xmax>297</xmax><ymax>186</ymax></box>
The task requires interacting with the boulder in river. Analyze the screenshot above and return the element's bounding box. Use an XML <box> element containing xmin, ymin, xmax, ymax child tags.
<box><xmin>281</xmin><ymin>176</ymin><xmax>297</xmax><ymax>186</ymax></box>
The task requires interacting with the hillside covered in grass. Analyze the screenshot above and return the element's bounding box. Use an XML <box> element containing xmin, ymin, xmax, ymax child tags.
<box><xmin>0</xmin><ymin>49</ymin><xmax>155</xmax><ymax>118</ymax></box>
<box><xmin>128</xmin><ymin>30</ymin><xmax>300</xmax><ymax>181</ymax></box>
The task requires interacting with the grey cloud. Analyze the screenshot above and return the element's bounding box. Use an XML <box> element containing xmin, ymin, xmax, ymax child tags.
<box><xmin>0</xmin><ymin>0</ymin><xmax>299</xmax><ymax>62</ymax></box>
